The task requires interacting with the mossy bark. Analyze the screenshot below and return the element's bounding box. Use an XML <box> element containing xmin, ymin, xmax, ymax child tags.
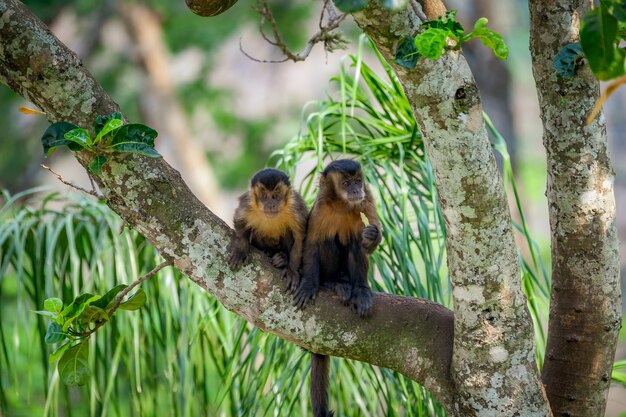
<box><xmin>529</xmin><ymin>1</ymin><xmax>621</xmax><ymax>416</ymax></box>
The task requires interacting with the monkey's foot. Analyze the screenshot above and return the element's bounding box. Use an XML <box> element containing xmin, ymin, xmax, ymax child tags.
<box><xmin>350</xmin><ymin>286</ymin><xmax>373</xmax><ymax>317</ymax></box>
<box><xmin>271</xmin><ymin>252</ymin><xmax>289</xmax><ymax>268</ymax></box>
<box><xmin>361</xmin><ymin>225</ymin><xmax>380</xmax><ymax>251</ymax></box>
<box><xmin>283</xmin><ymin>268</ymin><xmax>300</xmax><ymax>293</ymax></box>
<box><xmin>228</xmin><ymin>250</ymin><xmax>247</xmax><ymax>270</ymax></box>
<box><xmin>334</xmin><ymin>282</ymin><xmax>352</xmax><ymax>304</ymax></box>
<box><xmin>293</xmin><ymin>281</ymin><xmax>319</xmax><ymax>310</ymax></box>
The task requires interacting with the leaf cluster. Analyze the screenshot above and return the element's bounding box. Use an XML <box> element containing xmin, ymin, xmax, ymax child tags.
<box><xmin>395</xmin><ymin>10</ymin><xmax>509</xmax><ymax>69</ymax></box>
<box><xmin>554</xmin><ymin>1</ymin><xmax>626</xmax><ymax>79</ymax></box>
<box><xmin>41</xmin><ymin>112</ymin><xmax>160</xmax><ymax>175</ymax></box>
<box><xmin>33</xmin><ymin>287</ymin><xmax>146</xmax><ymax>387</ymax></box>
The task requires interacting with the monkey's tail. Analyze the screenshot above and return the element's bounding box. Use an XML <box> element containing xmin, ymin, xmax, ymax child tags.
<box><xmin>311</xmin><ymin>353</ymin><xmax>334</xmax><ymax>417</ymax></box>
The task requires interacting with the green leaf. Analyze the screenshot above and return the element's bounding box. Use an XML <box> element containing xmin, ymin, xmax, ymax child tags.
<box><xmin>60</xmin><ymin>293</ymin><xmax>102</xmax><ymax>331</ymax></box>
<box><xmin>64</xmin><ymin>128</ymin><xmax>91</xmax><ymax>149</ymax></box>
<box><xmin>581</xmin><ymin>6</ymin><xmax>619</xmax><ymax>79</ymax></box>
<box><xmin>380</xmin><ymin>0</ymin><xmax>407</xmax><ymax>11</ymax></box>
<box><xmin>423</xmin><ymin>10</ymin><xmax>464</xmax><ymax>39</ymax></box>
<box><xmin>44</xmin><ymin>322</ymin><xmax>66</xmax><ymax>344</ymax></box>
<box><xmin>109</xmin><ymin>142</ymin><xmax>160</xmax><ymax>157</ymax></box>
<box><xmin>58</xmin><ymin>342</ymin><xmax>90</xmax><ymax>386</ymax></box>
<box><xmin>466</xmin><ymin>18</ymin><xmax>509</xmax><ymax>60</ymax></box>
<box><xmin>118</xmin><ymin>288</ymin><xmax>147</xmax><ymax>310</ymax></box>
<box><xmin>394</xmin><ymin>36</ymin><xmax>420</xmax><ymax>69</ymax></box>
<box><xmin>108</xmin><ymin>124</ymin><xmax>160</xmax><ymax>157</ymax></box>
<box><xmin>41</xmin><ymin>122</ymin><xmax>81</xmax><ymax>156</ymax></box>
<box><xmin>88</xmin><ymin>156</ymin><xmax>107</xmax><ymax>175</ymax></box>
<box><xmin>414</xmin><ymin>28</ymin><xmax>450</xmax><ymax>60</ymax></box>
<box><xmin>553</xmin><ymin>43</ymin><xmax>584</xmax><ymax>77</ymax></box>
<box><xmin>44</xmin><ymin>297</ymin><xmax>63</xmax><ymax>313</ymax></box>
<box><xmin>91</xmin><ymin>284</ymin><xmax>127</xmax><ymax>310</ymax></box>
<box><xmin>94</xmin><ymin>112</ymin><xmax>123</xmax><ymax>135</ymax></box>
<box><xmin>94</xmin><ymin>118</ymin><xmax>123</xmax><ymax>144</ymax></box>
<box><xmin>49</xmin><ymin>342</ymin><xmax>71</xmax><ymax>364</ymax></box>
<box><xmin>77</xmin><ymin>305</ymin><xmax>109</xmax><ymax>325</ymax></box>
<box><xmin>601</xmin><ymin>0</ymin><xmax>626</xmax><ymax>21</ymax></box>
<box><xmin>33</xmin><ymin>310</ymin><xmax>58</xmax><ymax>319</ymax></box>
<box><xmin>111</xmin><ymin>124</ymin><xmax>158</xmax><ymax>147</ymax></box>
<box><xmin>332</xmin><ymin>0</ymin><xmax>368</xmax><ymax>13</ymax></box>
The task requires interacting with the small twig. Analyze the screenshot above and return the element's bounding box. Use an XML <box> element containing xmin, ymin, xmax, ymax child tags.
<box><xmin>240</xmin><ymin>0</ymin><xmax>348</xmax><ymax>63</ymax></box>
<box><xmin>76</xmin><ymin>260</ymin><xmax>173</xmax><ymax>338</ymax></box>
<box><xmin>87</xmin><ymin>173</ymin><xmax>99</xmax><ymax>196</ymax></box>
<box><xmin>41</xmin><ymin>164</ymin><xmax>104</xmax><ymax>199</ymax></box>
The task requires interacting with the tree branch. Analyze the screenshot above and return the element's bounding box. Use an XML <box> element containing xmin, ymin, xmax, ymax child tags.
<box><xmin>0</xmin><ymin>0</ymin><xmax>455</xmax><ymax>407</ymax></box>
<box><xmin>351</xmin><ymin>1</ymin><xmax>552</xmax><ymax>415</ymax></box>
<box><xmin>240</xmin><ymin>0</ymin><xmax>347</xmax><ymax>63</ymax></box>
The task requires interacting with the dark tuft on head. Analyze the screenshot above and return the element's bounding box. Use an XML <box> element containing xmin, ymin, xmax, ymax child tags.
<box><xmin>251</xmin><ymin>168</ymin><xmax>290</xmax><ymax>189</ymax></box>
<box><xmin>322</xmin><ymin>159</ymin><xmax>361</xmax><ymax>176</ymax></box>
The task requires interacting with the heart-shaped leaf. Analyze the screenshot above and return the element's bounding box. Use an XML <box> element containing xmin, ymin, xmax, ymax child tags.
<box><xmin>58</xmin><ymin>342</ymin><xmax>90</xmax><ymax>386</ymax></box>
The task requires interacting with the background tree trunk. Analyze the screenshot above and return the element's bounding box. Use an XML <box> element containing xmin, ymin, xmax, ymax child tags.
<box><xmin>528</xmin><ymin>1</ymin><xmax>622</xmax><ymax>416</ymax></box>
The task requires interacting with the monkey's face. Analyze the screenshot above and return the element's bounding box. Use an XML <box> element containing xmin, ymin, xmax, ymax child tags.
<box><xmin>253</xmin><ymin>183</ymin><xmax>289</xmax><ymax>217</ymax></box>
<box><xmin>331</xmin><ymin>171</ymin><xmax>365</xmax><ymax>205</ymax></box>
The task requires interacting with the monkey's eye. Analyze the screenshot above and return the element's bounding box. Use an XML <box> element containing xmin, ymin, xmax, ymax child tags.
<box><xmin>343</xmin><ymin>180</ymin><xmax>349</xmax><ymax>186</ymax></box>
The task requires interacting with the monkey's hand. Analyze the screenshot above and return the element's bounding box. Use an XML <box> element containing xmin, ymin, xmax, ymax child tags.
<box><xmin>350</xmin><ymin>285</ymin><xmax>373</xmax><ymax>317</ymax></box>
<box><xmin>228</xmin><ymin>248</ymin><xmax>248</xmax><ymax>270</ymax></box>
<box><xmin>271</xmin><ymin>252</ymin><xmax>289</xmax><ymax>269</ymax></box>
<box><xmin>361</xmin><ymin>225</ymin><xmax>381</xmax><ymax>253</ymax></box>
<box><xmin>283</xmin><ymin>267</ymin><xmax>300</xmax><ymax>293</ymax></box>
<box><xmin>293</xmin><ymin>280</ymin><xmax>319</xmax><ymax>310</ymax></box>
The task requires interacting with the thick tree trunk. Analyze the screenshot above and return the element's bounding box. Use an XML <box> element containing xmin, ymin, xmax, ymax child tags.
<box><xmin>352</xmin><ymin>1</ymin><xmax>552</xmax><ymax>415</ymax></box>
<box><xmin>528</xmin><ymin>1</ymin><xmax>622</xmax><ymax>416</ymax></box>
<box><xmin>0</xmin><ymin>0</ymin><xmax>456</xmax><ymax>407</ymax></box>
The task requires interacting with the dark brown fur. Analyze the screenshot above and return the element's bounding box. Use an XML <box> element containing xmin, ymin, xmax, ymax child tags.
<box><xmin>293</xmin><ymin>159</ymin><xmax>382</xmax><ymax>417</ymax></box>
<box><xmin>229</xmin><ymin>169</ymin><xmax>308</xmax><ymax>291</ymax></box>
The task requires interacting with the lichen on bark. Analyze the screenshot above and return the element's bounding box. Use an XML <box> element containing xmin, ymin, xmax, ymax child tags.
<box><xmin>529</xmin><ymin>1</ymin><xmax>621</xmax><ymax>416</ymax></box>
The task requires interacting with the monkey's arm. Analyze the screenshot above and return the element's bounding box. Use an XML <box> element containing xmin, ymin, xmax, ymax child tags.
<box><xmin>284</xmin><ymin>193</ymin><xmax>308</xmax><ymax>291</ymax></box>
<box><xmin>361</xmin><ymin>196</ymin><xmax>382</xmax><ymax>254</ymax></box>
<box><xmin>293</xmin><ymin>234</ymin><xmax>320</xmax><ymax>307</ymax></box>
<box><xmin>229</xmin><ymin>203</ymin><xmax>252</xmax><ymax>269</ymax></box>
<box><xmin>348</xmin><ymin>237</ymin><xmax>373</xmax><ymax>316</ymax></box>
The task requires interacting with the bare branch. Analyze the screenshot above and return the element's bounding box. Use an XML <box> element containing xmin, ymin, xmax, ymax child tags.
<box><xmin>41</xmin><ymin>164</ymin><xmax>104</xmax><ymax>199</ymax></box>
<box><xmin>240</xmin><ymin>0</ymin><xmax>348</xmax><ymax>63</ymax></box>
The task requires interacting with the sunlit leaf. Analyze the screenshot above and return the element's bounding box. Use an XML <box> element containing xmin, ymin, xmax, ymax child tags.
<box><xmin>44</xmin><ymin>297</ymin><xmax>63</xmax><ymax>313</ymax></box>
<box><xmin>414</xmin><ymin>28</ymin><xmax>450</xmax><ymax>60</ymax></box>
<box><xmin>118</xmin><ymin>288</ymin><xmax>147</xmax><ymax>310</ymax></box>
<box><xmin>94</xmin><ymin>118</ymin><xmax>123</xmax><ymax>144</ymax></box>
<box><xmin>466</xmin><ymin>18</ymin><xmax>509</xmax><ymax>60</ymax></box>
<box><xmin>64</xmin><ymin>128</ymin><xmax>91</xmax><ymax>148</ymax></box>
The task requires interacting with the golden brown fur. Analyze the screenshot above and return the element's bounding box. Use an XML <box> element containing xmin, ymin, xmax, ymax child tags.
<box><xmin>229</xmin><ymin>169</ymin><xmax>308</xmax><ymax>291</ymax></box>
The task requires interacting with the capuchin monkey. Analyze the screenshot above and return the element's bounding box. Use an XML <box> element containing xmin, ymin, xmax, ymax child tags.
<box><xmin>229</xmin><ymin>168</ymin><xmax>308</xmax><ymax>291</ymax></box>
<box><xmin>293</xmin><ymin>159</ymin><xmax>382</xmax><ymax>417</ymax></box>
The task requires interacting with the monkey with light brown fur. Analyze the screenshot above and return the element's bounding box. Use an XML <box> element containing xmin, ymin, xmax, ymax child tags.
<box><xmin>229</xmin><ymin>168</ymin><xmax>308</xmax><ymax>291</ymax></box>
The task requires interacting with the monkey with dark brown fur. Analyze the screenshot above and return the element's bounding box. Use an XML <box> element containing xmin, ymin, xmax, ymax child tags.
<box><xmin>293</xmin><ymin>159</ymin><xmax>382</xmax><ymax>417</ymax></box>
<box><xmin>229</xmin><ymin>168</ymin><xmax>308</xmax><ymax>291</ymax></box>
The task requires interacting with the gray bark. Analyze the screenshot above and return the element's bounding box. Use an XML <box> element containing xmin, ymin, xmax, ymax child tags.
<box><xmin>0</xmin><ymin>0</ymin><xmax>455</xmax><ymax>407</ymax></box>
<box><xmin>528</xmin><ymin>1</ymin><xmax>622</xmax><ymax>416</ymax></box>
<box><xmin>352</xmin><ymin>1</ymin><xmax>551</xmax><ymax>415</ymax></box>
